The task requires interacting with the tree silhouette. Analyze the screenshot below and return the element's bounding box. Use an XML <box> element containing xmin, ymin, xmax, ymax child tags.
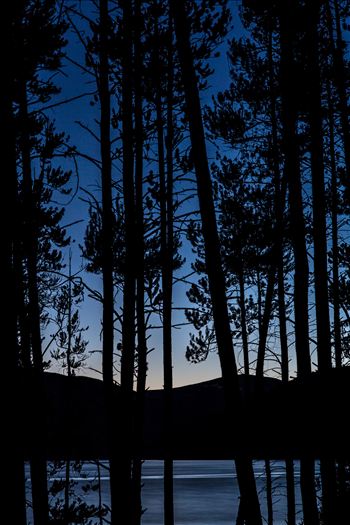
<box><xmin>173</xmin><ymin>1</ymin><xmax>263</xmax><ymax>523</ymax></box>
<box><xmin>14</xmin><ymin>2</ymin><xmax>69</xmax><ymax>524</ymax></box>
<box><xmin>4</xmin><ymin>0</ymin><xmax>350</xmax><ymax>523</ymax></box>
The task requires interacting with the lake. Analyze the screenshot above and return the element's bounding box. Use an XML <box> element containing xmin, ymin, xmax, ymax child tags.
<box><xmin>26</xmin><ymin>460</ymin><xmax>313</xmax><ymax>524</ymax></box>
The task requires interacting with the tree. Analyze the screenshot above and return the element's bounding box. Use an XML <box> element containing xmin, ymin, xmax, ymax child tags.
<box><xmin>172</xmin><ymin>1</ymin><xmax>263</xmax><ymax>523</ymax></box>
<box><xmin>2</xmin><ymin>3</ymin><xmax>27</xmax><ymax>523</ymax></box>
<box><xmin>14</xmin><ymin>3</ymin><xmax>69</xmax><ymax>524</ymax></box>
<box><xmin>51</xmin><ymin>257</ymin><xmax>89</xmax><ymax>377</ymax></box>
<box><xmin>130</xmin><ymin>0</ymin><xmax>148</xmax><ymax>522</ymax></box>
<box><xmin>50</xmin><ymin>255</ymin><xmax>100</xmax><ymax>525</ymax></box>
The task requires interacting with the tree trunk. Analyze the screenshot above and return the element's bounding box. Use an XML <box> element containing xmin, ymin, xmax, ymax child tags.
<box><xmin>266</xmin><ymin>22</ymin><xmax>290</xmax><ymax>387</ymax></box>
<box><xmin>305</xmin><ymin>3</ymin><xmax>338</xmax><ymax>522</ymax></box>
<box><xmin>305</xmin><ymin>0</ymin><xmax>332</xmax><ymax>373</ymax></box>
<box><xmin>131</xmin><ymin>1</ymin><xmax>147</xmax><ymax>522</ymax></box>
<box><xmin>327</xmin><ymin>81</ymin><xmax>347</xmax><ymax>509</ymax></box>
<box><xmin>279</xmin><ymin>0</ymin><xmax>311</xmax><ymax>379</ymax></box>
<box><xmin>255</xmin><ymin>266</ymin><xmax>274</xmax><ymax>525</ymax></box>
<box><xmin>98</xmin><ymin>2</ymin><xmax>122</xmax><ymax>524</ymax></box>
<box><xmin>2</xmin><ymin>7</ymin><xmax>27</xmax><ymax>521</ymax></box>
<box><xmin>99</xmin><ymin>0</ymin><xmax>114</xmax><ymax>388</ymax></box>
<box><xmin>154</xmin><ymin>8</ymin><xmax>175</xmax><ymax>524</ymax></box>
<box><xmin>164</xmin><ymin>10</ymin><xmax>176</xmax><ymax>524</ymax></box>
<box><xmin>119</xmin><ymin>0</ymin><xmax>137</xmax><ymax>522</ymax></box>
<box><xmin>279</xmin><ymin>4</ymin><xmax>318</xmax><ymax>525</ymax></box>
<box><xmin>256</xmin><ymin>267</ymin><xmax>274</xmax><ymax>525</ymax></box>
<box><xmin>64</xmin><ymin>255</ymin><xmax>73</xmax><ymax>525</ymax></box>
<box><xmin>20</xmin><ymin>83</ymin><xmax>43</xmax><ymax>372</ymax></box>
<box><xmin>266</xmin><ymin>24</ymin><xmax>296</xmax><ymax>522</ymax></box>
<box><xmin>20</xmin><ymin>80</ymin><xmax>49</xmax><ymax>525</ymax></box>
<box><xmin>172</xmin><ymin>2</ymin><xmax>262</xmax><ymax>523</ymax></box>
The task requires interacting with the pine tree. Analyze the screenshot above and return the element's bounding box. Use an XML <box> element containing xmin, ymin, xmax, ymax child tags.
<box><xmin>172</xmin><ymin>1</ymin><xmax>263</xmax><ymax>523</ymax></box>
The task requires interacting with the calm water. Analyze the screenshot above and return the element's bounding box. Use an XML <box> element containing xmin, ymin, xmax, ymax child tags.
<box><xmin>141</xmin><ymin>460</ymin><xmax>304</xmax><ymax>525</ymax></box>
<box><xmin>26</xmin><ymin>460</ymin><xmax>313</xmax><ymax>524</ymax></box>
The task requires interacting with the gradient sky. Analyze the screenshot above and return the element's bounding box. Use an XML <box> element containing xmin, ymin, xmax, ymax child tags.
<box><xmin>43</xmin><ymin>2</ymin><xmax>254</xmax><ymax>390</ymax></box>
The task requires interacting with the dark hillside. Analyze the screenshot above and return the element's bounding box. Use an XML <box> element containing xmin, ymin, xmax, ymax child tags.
<box><xmin>16</xmin><ymin>368</ymin><xmax>350</xmax><ymax>459</ymax></box>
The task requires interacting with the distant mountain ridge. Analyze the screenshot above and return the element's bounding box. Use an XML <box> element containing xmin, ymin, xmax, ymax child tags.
<box><xmin>15</xmin><ymin>367</ymin><xmax>350</xmax><ymax>460</ymax></box>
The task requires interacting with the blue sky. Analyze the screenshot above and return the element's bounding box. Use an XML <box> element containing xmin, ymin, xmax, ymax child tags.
<box><xmin>42</xmin><ymin>1</ymin><xmax>257</xmax><ymax>389</ymax></box>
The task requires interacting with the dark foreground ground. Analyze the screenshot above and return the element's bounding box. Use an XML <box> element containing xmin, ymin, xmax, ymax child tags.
<box><xmin>16</xmin><ymin>367</ymin><xmax>350</xmax><ymax>459</ymax></box>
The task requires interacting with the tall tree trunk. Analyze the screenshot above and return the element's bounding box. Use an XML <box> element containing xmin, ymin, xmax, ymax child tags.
<box><xmin>164</xmin><ymin>9</ymin><xmax>176</xmax><ymax>524</ymax></box>
<box><xmin>267</xmin><ymin>24</ymin><xmax>296</xmax><ymax>522</ymax></box>
<box><xmin>255</xmin><ymin>265</ymin><xmax>275</xmax><ymax>525</ymax></box>
<box><xmin>67</xmin><ymin>252</ymin><xmax>73</xmax><ymax>378</ymax></box>
<box><xmin>119</xmin><ymin>0</ymin><xmax>137</xmax><ymax>522</ymax></box>
<box><xmin>266</xmin><ymin>22</ymin><xmax>290</xmax><ymax>387</ymax></box>
<box><xmin>256</xmin><ymin>267</ymin><xmax>274</xmax><ymax>525</ymax></box>
<box><xmin>98</xmin><ymin>2</ymin><xmax>121</xmax><ymax>524</ymax></box>
<box><xmin>305</xmin><ymin>4</ymin><xmax>338</xmax><ymax>522</ymax></box>
<box><xmin>2</xmin><ymin>7</ymin><xmax>27</xmax><ymax>521</ymax></box>
<box><xmin>99</xmin><ymin>0</ymin><xmax>114</xmax><ymax>389</ymax></box>
<box><xmin>279</xmin><ymin>1</ymin><xmax>311</xmax><ymax>379</ymax></box>
<box><xmin>20</xmin><ymin>80</ymin><xmax>49</xmax><ymax>525</ymax></box>
<box><xmin>326</xmin><ymin>77</ymin><xmax>347</xmax><ymax>516</ymax></box>
<box><xmin>154</xmin><ymin>8</ymin><xmax>175</xmax><ymax>523</ymax></box>
<box><xmin>279</xmin><ymin>3</ymin><xmax>318</xmax><ymax>525</ymax></box>
<box><xmin>172</xmin><ymin>2</ymin><xmax>262</xmax><ymax>523</ymax></box>
<box><xmin>64</xmin><ymin>254</ymin><xmax>73</xmax><ymax>525</ymax></box>
<box><xmin>131</xmin><ymin>0</ymin><xmax>147</xmax><ymax>522</ymax></box>
<box><xmin>277</xmin><ymin>242</ymin><xmax>296</xmax><ymax>525</ymax></box>
<box><xmin>305</xmin><ymin>0</ymin><xmax>332</xmax><ymax>373</ymax></box>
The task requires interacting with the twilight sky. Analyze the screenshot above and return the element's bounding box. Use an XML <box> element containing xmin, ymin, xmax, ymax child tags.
<box><xmin>43</xmin><ymin>2</ymin><xmax>252</xmax><ymax>390</ymax></box>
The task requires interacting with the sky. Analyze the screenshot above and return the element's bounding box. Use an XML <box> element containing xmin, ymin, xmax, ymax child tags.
<box><xmin>42</xmin><ymin>1</ymin><xmax>251</xmax><ymax>390</ymax></box>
